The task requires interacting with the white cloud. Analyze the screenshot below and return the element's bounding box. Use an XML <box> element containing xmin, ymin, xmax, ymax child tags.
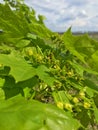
<box><xmin>0</xmin><ymin>0</ymin><xmax>98</xmax><ymax>32</ymax></box>
<box><xmin>24</xmin><ymin>0</ymin><xmax>98</xmax><ymax>32</ymax></box>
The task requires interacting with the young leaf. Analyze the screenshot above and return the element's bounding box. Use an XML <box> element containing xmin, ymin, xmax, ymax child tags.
<box><xmin>0</xmin><ymin>54</ymin><xmax>36</xmax><ymax>82</ymax></box>
<box><xmin>36</xmin><ymin>65</ymin><xmax>55</xmax><ymax>86</ymax></box>
<box><xmin>0</xmin><ymin>96</ymin><xmax>81</xmax><ymax>130</ymax></box>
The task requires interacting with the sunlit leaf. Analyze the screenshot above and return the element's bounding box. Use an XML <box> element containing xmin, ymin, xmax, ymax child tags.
<box><xmin>0</xmin><ymin>54</ymin><xmax>36</xmax><ymax>82</ymax></box>
<box><xmin>0</xmin><ymin>96</ymin><xmax>81</xmax><ymax>130</ymax></box>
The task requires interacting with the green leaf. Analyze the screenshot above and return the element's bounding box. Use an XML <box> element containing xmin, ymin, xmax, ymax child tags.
<box><xmin>0</xmin><ymin>96</ymin><xmax>81</xmax><ymax>130</ymax></box>
<box><xmin>71</xmin><ymin>62</ymin><xmax>84</xmax><ymax>77</ymax></box>
<box><xmin>0</xmin><ymin>54</ymin><xmax>36</xmax><ymax>82</ymax></box>
<box><xmin>27</xmin><ymin>33</ymin><xmax>37</xmax><ymax>39</ymax></box>
<box><xmin>16</xmin><ymin>39</ymin><xmax>31</xmax><ymax>48</ymax></box>
<box><xmin>76</xmin><ymin>109</ymin><xmax>91</xmax><ymax>127</ymax></box>
<box><xmin>84</xmin><ymin>78</ymin><xmax>98</xmax><ymax>92</ymax></box>
<box><xmin>53</xmin><ymin>91</ymin><xmax>70</xmax><ymax>103</ymax></box>
<box><xmin>85</xmin><ymin>87</ymin><xmax>95</xmax><ymax>98</ymax></box>
<box><xmin>0</xmin><ymin>54</ymin><xmax>54</xmax><ymax>85</ymax></box>
<box><xmin>36</xmin><ymin>65</ymin><xmax>55</xmax><ymax>86</ymax></box>
<box><xmin>0</xmin><ymin>4</ymin><xmax>28</xmax><ymax>43</ymax></box>
<box><xmin>1</xmin><ymin>76</ymin><xmax>38</xmax><ymax>99</ymax></box>
<box><xmin>94</xmin><ymin>107</ymin><xmax>98</xmax><ymax>124</ymax></box>
<box><xmin>0</xmin><ymin>3</ymin><xmax>52</xmax><ymax>44</ymax></box>
<box><xmin>62</xmin><ymin>28</ymin><xmax>86</xmax><ymax>63</ymax></box>
<box><xmin>90</xmin><ymin>51</ymin><xmax>98</xmax><ymax>72</ymax></box>
<box><xmin>1</xmin><ymin>76</ymin><xmax>23</xmax><ymax>99</ymax></box>
<box><xmin>0</xmin><ymin>78</ymin><xmax>5</xmax><ymax>88</ymax></box>
<box><xmin>0</xmin><ymin>88</ymin><xmax>5</xmax><ymax>100</ymax></box>
<box><xmin>72</xmin><ymin>62</ymin><xmax>98</xmax><ymax>77</ymax></box>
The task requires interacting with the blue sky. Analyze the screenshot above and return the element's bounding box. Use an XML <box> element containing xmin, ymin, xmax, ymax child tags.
<box><xmin>0</xmin><ymin>0</ymin><xmax>98</xmax><ymax>32</ymax></box>
<box><xmin>24</xmin><ymin>0</ymin><xmax>98</xmax><ymax>32</ymax></box>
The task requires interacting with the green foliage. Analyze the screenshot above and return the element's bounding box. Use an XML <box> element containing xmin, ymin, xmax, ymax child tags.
<box><xmin>0</xmin><ymin>95</ymin><xmax>80</xmax><ymax>130</ymax></box>
<box><xmin>0</xmin><ymin>0</ymin><xmax>98</xmax><ymax>130</ymax></box>
<box><xmin>0</xmin><ymin>1</ymin><xmax>52</xmax><ymax>44</ymax></box>
<box><xmin>62</xmin><ymin>27</ymin><xmax>98</xmax><ymax>73</ymax></box>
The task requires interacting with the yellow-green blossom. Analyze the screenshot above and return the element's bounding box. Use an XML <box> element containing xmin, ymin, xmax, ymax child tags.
<box><xmin>73</xmin><ymin>97</ymin><xmax>79</xmax><ymax>104</ymax></box>
<box><xmin>84</xmin><ymin>102</ymin><xmax>91</xmax><ymax>109</ymax></box>
<box><xmin>56</xmin><ymin>102</ymin><xmax>63</xmax><ymax>109</ymax></box>
<box><xmin>79</xmin><ymin>91</ymin><xmax>85</xmax><ymax>98</ymax></box>
<box><xmin>64</xmin><ymin>103</ymin><xmax>73</xmax><ymax>111</ymax></box>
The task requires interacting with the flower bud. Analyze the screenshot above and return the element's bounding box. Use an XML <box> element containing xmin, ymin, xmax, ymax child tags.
<box><xmin>73</xmin><ymin>97</ymin><xmax>79</xmax><ymax>103</ymax></box>
<box><xmin>64</xmin><ymin>103</ymin><xmax>73</xmax><ymax>111</ymax></box>
<box><xmin>83</xmin><ymin>102</ymin><xmax>91</xmax><ymax>109</ymax></box>
<box><xmin>56</xmin><ymin>102</ymin><xmax>63</xmax><ymax>109</ymax></box>
<box><xmin>79</xmin><ymin>91</ymin><xmax>85</xmax><ymax>98</ymax></box>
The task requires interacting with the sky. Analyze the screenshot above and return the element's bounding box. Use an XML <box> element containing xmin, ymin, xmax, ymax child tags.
<box><xmin>0</xmin><ymin>0</ymin><xmax>98</xmax><ymax>32</ymax></box>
